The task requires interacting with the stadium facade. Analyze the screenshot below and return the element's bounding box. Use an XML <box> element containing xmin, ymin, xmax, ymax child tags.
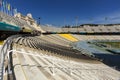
<box><xmin>0</xmin><ymin>10</ymin><xmax>120</xmax><ymax>80</ymax></box>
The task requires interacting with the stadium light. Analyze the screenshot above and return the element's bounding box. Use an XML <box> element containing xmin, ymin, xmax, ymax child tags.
<box><xmin>75</xmin><ymin>16</ymin><xmax>79</xmax><ymax>27</ymax></box>
<box><xmin>38</xmin><ymin>17</ymin><xmax>41</xmax><ymax>25</ymax></box>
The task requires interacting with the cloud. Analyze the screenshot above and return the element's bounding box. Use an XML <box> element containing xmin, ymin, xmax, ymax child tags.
<box><xmin>77</xmin><ymin>11</ymin><xmax>120</xmax><ymax>24</ymax></box>
<box><xmin>94</xmin><ymin>11</ymin><xmax>120</xmax><ymax>24</ymax></box>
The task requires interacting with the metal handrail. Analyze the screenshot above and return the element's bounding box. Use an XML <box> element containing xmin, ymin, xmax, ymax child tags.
<box><xmin>0</xmin><ymin>35</ymin><xmax>21</xmax><ymax>80</ymax></box>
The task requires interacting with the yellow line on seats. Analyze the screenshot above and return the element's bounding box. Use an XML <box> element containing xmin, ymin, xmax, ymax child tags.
<box><xmin>0</xmin><ymin>41</ymin><xmax>4</xmax><ymax>45</ymax></box>
<box><xmin>59</xmin><ymin>34</ymin><xmax>78</xmax><ymax>42</ymax></box>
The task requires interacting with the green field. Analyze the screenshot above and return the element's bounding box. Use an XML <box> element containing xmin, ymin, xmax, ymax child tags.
<box><xmin>99</xmin><ymin>42</ymin><xmax>120</xmax><ymax>48</ymax></box>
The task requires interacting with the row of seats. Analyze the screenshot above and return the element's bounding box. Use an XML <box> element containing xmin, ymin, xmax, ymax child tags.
<box><xmin>41</xmin><ymin>26</ymin><xmax>120</xmax><ymax>33</ymax></box>
<box><xmin>72</xmin><ymin>35</ymin><xmax>120</xmax><ymax>41</ymax></box>
<box><xmin>14</xmin><ymin>36</ymin><xmax>88</xmax><ymax>59</ymax></box>
<box><xmin>10</xmin><ymin>35</ymin><xmax>120</xmax><ymax>80</ymax></box>
<box><xmin>37</xmin><ymin>35</ymin><xmax>71</xmax><ymax>46</ymax></box>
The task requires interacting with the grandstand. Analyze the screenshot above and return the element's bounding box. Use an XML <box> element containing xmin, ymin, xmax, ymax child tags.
<box><xmin>0</xmin><ymin>12</ymin><xmax>44</xmax><ymax>33</ymax></box>
<box><xmin>41</xmin><ymin>24</ymin><xmax>120</xmax><ymax>33</ymax></box>
<box><xmin>0</xmin><ymin>12</ymin><xmax>120</xmax><ymax>80</ymax></box>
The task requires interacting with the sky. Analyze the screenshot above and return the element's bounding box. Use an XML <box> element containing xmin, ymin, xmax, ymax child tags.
<box><xmin>6</xmin><ymin>0</ymin><xmax>120</xmax><ymax>26</ymax></box>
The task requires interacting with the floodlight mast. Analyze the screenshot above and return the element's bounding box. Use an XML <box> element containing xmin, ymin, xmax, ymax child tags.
<box><xmin>38</xmin><ymin>17</ymin><xmax>41</xmax><ymax>25</ymax></box>
<box><xmin>75</xmin><ymin>16</ymin><xmax>79</xmax><ymax>27</ymax></box>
